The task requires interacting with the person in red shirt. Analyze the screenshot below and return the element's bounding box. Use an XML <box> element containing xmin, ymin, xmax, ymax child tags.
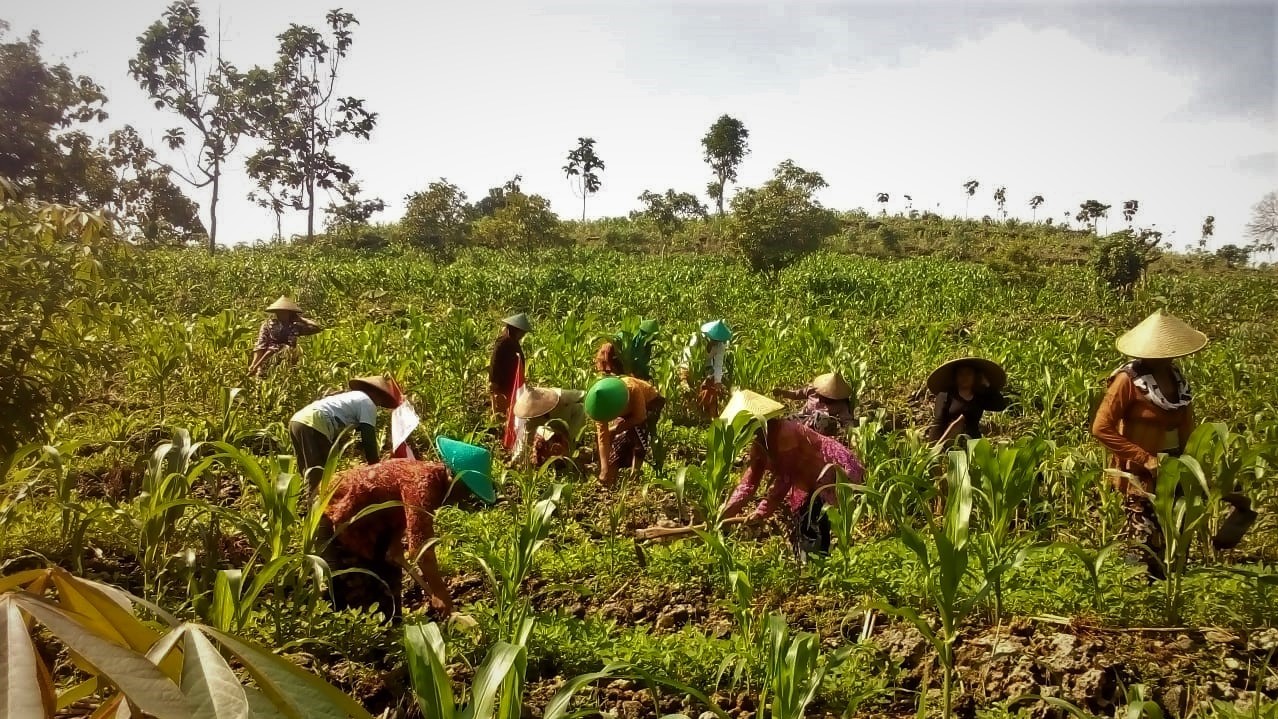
<box><xmin>322</xmin><ymin>437</ymin><xmax>495</xmax><ymax>620</ymax></box>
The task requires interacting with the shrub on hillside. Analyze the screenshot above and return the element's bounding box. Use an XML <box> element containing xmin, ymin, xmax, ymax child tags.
<box><xmin>1092</xmin><ymin>232</ymin><xmax>1147</xmax><ymax>295</ymax></box>
<box><xmin>730</xmin><ymin>160</ymin><xmax>838</xmax><ymax>273</ymax></box>
<box><xmin>471</xmin><ymin>191</ymin><xmax>570</xmax><ymax>254</ymax></box>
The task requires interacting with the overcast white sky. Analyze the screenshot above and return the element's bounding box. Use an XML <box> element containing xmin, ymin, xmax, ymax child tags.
<box><xmin>7</xmin><ymin>1</ymin><xmax>1277</xmax><ymax>249</ymax></box>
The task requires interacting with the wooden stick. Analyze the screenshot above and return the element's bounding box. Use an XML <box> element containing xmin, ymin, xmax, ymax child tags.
<box><xmin>633</xmin><ymin>516</ymin><xmax>747</xmax><ymax>542</ymax></box>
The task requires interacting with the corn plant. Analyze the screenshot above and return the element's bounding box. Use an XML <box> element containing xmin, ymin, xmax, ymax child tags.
<box><xmin>1059</xmin><ymin>540</ymin><xmax>1120</xmax><ymax>613</ymax></box>
<box><xmin>0</xmin><ymin>566</ymin><xmax>371</xmax><ymax>718</ymax></box>
<box><xmin>1149</xmin><ymin>456</ymin><xmax>1210</xmax><ymax>623</ymax></box>
<box><xmin>470</xmin><ymin>483</ymin><xmax>566</xmax><ymax>645</ymax></box>
<box><xmin>758</xmin><ymin>613</ymin><xmax>826</xmax><ymax>719</ymax></box>
<box><xmin>136</xmin><ymin>319</ymin><xmax>192</xmax><ymax>423</ymax></box>
<box><xmin>964</xmin><ymin>437</ymin><xmax>1050</xmax><ymax>623</ymax></box>
<box><xmin>878</xmin><ymin>450</ymin><xmax>988</xmax><ymax>719</ymax></box>
<box><xmin>1184</xmin><ymin>422</ymin><xmax>1270</xmax><ymax>556</ymax></box>
<box><xmin>4</xmin><ymin>441</ymin><xmax>109</xmax><ymax>571</ymax></box>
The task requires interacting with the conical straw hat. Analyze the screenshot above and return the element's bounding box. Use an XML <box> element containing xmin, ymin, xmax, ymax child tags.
<box><xmin>720</xmin><ymin>390</ymin><xmax>785</xmax><ymax>425</ymax></box>
<box><xmin>812</xmin><ymin>372</ymin><xmax>852</xmax><ymax>400</ymax></box>
<box><xmin>502</xmin><ymin>313</ymin><xmax>532</xmax><ymax>332</ymax></box>
<box><xmin>514</xmin><ymin>387</ymin><xmax>561</xmax><ymax>419</ymax></box>
<box><xmin>1115</xmin><ymin>310</ymin><xmax>1208</xmax><ymax>359</ymax></box>
<box><xmin>348</xmin><ymin>375</ymin><xmax>402</xmax><ymax>408</ymax></box>
<box><xmin>266</xmin><ymin>296</ymin><xmax>301</xmax><ymax>313</ymax></box>
<box><xmin>927</xmin><ymin>358</ymin><xmax>1007</xmax><ymax>394</ymax></box>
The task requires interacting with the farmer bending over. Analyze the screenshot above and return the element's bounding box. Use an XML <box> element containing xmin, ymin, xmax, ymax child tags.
<box><xmin>289</xmin><ymin>375</ymin><xmax>401</xmax><ymax>498</ymax></box>
<box><xmin>322</xmin><ymin>439</ymin><xmax>495</xmax><ymax>620</ymax></box>
<box><xmin>511</xmin><ymin>386</ymin><xmax>587</xmax><ymax>466</ymax></box>
<box><xmin>774</xmin><ymin>371</ymin><xmax>855</xmax><ymax>438</ymax></box>
<box><xmin>678</xmin><ymin>319</ymin><xmax>733</xmax><ymax>418</ymax></box>
<box><xmin>719</xmin><ymin>390</ymin><xmax>864</xmax><ymax>557</ymax></box>
<box><xmin>248</xmin><ymin>296</ymin><xmax>322</xmax><ymax>377</ymax></box>
<box><xmin>586</xmin><ymin>376</ymin><xmax>665</xmax><ymax>485</ymax></box>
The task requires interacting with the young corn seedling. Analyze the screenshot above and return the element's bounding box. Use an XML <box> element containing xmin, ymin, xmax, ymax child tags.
<box><xmin>758</xmin><ymin>613</ymin><xmax>826</xmax><ymax>719</ymax></box>
<box><xmin>965</xmin><ymin>436</ymin><xmax>1050</xmax><ymax>623</ymax></box>
<box><xmin>878</xmin><ymin>449</ymin><xmax>988</xmax><ymax>719</ymax></box>
<box><xmin>470</xmin><ymin>483</ymin><xmax>567</xmax><ymax>646</ymax></box>
<box><xmin>1149</xmin><ymin>456</ymin><xmax>1210</xmax><ymax>623</ymax></box>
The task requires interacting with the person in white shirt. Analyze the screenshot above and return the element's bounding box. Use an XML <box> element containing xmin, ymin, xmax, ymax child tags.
<box><xmin>289</xmin><ymin>375</ymin><xmax>401</xmax><ymax>496</ymax></box>
<box><xmin>678</xmin><ymin>319</ymin><xmax>734</xmax><ymax>418</ymax></box>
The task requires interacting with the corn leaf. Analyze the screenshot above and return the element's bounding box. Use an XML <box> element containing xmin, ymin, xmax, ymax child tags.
<box><xmin>0</xmin><ymin>599</ymin><xmax>53</xmax><ymax>718</ymax></box>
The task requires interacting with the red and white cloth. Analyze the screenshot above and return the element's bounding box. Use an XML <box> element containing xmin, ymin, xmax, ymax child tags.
<box><xmin>503</xmin><ymin>357</ymin><xmax>527</xmax><ymax>452</ymax></box>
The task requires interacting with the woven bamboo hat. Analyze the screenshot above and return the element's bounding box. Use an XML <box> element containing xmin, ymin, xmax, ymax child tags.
<box><xmin>266</xmin><ymin>296</ymin><xmax>301</xmax><ymax>313</ymax></box>
<box><xmin>720</xmin><ymin>390</ymin><xmax>785</xmax><ymax>425</ymax></box>
<box><xmin>927</xmin><ymin>358</ymin><xmax>1007</xmax><ymax>394</ymax></box>
<box><xmin>348</xmin><ymin>375</ymin><xmax>402</xmax><ymax>408</ymax></box>
<box><xmin>812</xmin><ymin>372</ymin><xmax>852</xmax><ymax>400</ymax></box>
<box><xmin>514</xmin><ymin>387</ymin><xmax>561</xmax><ymax>419</ymax></box>
<box><xmin>502</xmin><ymin>313</ymin><xmax>532</xmax><ymax>333</ymax></box>
<box><xmin>1116</xmin><ymin>310</ymin><xmax>1208</xmax><ymax>359</ymax></box>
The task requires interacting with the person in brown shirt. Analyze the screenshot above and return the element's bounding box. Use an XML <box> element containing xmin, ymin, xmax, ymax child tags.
<box><xmin>1091</xmin><ymin>309</ymin><xmax>1206</xmax><ymax>577</ymax></box>
<box><xmin>488</xmin><ymin>313</ymin><xmax>531</xmax><ymax>419</ymax></box>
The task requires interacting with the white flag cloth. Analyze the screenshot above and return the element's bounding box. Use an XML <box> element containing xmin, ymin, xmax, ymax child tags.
<box><xmin>391</xmin><ymin>401</ymin><xmax>419</xmax><ymax>459</ymax></box>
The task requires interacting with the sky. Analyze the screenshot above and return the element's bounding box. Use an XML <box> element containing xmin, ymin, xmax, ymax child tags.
<box><xmin>6</xmin><ymin>1</ymin><xmax>1277</xmax><ymax>249</ymax></box>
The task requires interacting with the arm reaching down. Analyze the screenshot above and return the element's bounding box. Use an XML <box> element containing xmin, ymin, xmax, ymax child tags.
<box><xmin>358</xmin><ymin>423</ymin><xmax>380</xmax><ymax>464</ymax></box>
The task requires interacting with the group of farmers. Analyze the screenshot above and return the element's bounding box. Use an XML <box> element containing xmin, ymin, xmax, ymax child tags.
<box><xmin>250</xmin><ymin>296</ymin><xmax>1245</xmax><ymax>620</ymax></box>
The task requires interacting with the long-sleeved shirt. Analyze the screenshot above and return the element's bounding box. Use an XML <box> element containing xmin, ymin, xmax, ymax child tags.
<box><xmin>596</xmin><ymin>377</ymin><xmax>663</xmax><ymax>480</ymax></box>
<box><xmin>254</xmin><ymin>316</ymin><xmax>320</xmax><ymax>352</ymax></box>
<box><xmin>928</xmin><ymin>389</ymin><xmax>1008</xmax><ymax>442</ymax></box>
<box><xmin>514</xmin><ymin>390</ymin><xmax>587</xmax><ymax>462</ymax></box>
<box><xmin>723</xmin><ymin>419</ymin><xmax>864</xmax><ymax>520</ymax></box>
<box><xmin>325</xmin><ymin>459</ymin><xmax>451</xmax><ymax>604</ymax></box>
<box><xmin>1091</xmin><ymin>365</ymin><xmax>1193</xmax><ymax>487</ymax></box>
<box><xmin>488</xmin><ymin>332</ymin><xmax>524</xmax><ymax>393</ymax></box>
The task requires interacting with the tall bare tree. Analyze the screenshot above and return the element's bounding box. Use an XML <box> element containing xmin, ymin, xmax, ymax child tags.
<box><xmin>1245</xmin><ymin>190</ymin><xmax>1278</xmax><ymax>258</ymax></box>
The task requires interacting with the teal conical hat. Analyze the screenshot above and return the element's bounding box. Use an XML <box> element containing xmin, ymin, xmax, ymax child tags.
<box><xmin>700</xmin><ymin>319</ymin><xmax>732</xmax><ymax>342</ymax></box>
<box><xmin>585</xmin><ymin>377</ymin><xmax>629</xmax><ymax>422</ymax></box>
<box><xmin>638</xmin><ymin>319</ymin><xmax>659</xmax><ymax>335</ymax></box>
<box><xmin>435</xmin><ymin>437</ymin><xmax>495</xmax><ymax>504</ymax></box>
<box><xmin>502</xmin><ymin>313</ymin><xmax>532</xmax><ymax>332</ymax></box>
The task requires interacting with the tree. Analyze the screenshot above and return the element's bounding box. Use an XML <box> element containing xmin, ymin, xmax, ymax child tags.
<box><xmin>962</xmin><ymin>180</ymin><xmax>979</xmax><ymax>218</ymax></box>
<box><xmin>322</xmin><ymin>181</ymin><xmax>384</xmax><ymax>246</ymax></box>
<box><xmin>242</xmin><ymin>10</ymin><xmax>377</xmax><ymax>243</ymax></box>
<box><xmin>2</xmin><ymin>25</ymin><xmax>203</xmax><ymax>245</ymax></box>
<box><xmin>1199</xmin><ymin>215</ymin><xmax>1215</xmax><ymax>252</ymax></box>
<box><xmin>1077</xmin><ymin>200</ymin><xmax>1111</xmax><ymax>234</ymax></box>
<box><xmin>103</xmin><ymin>126</ymin><xmax>204</xmax><ymax>246</ymax></box>
<box><xmin>471</xmin><ymin>175</ymin><xmax>522</xmax><ymax>219</ymax></box>
<box><xmin>0</xmin><ymin>22</ymin><xmax>109</xmax><ymax>204</ymax></box>
<box><xmin>702</xmin><ymin>115</ymin><xmax>750</xmax><ymax>216</ymax></box>
<box><xmin>1092</xmin><ymin>231</ymin><xmax>1147</xmax><ymax>296</ymax></box>
<box><xmin>130</xmin><ymin>1</ymin><xmax>247</xmax><ymax>250</ymax></box>
<box><xmin>729</xmin><ymin>160</ymin><xmax>838</xmax><ymax>273</ymax></box>
<box><xmin>1215</xmin><ymin>244</ymin><xmax>1251</xmax><ymax>269</ymax></box>
<box><xmin>471</xmin><ymin>191</ymin><xmax>569</xmax><ymax>255</ymax></box>
<box><xmin>993</xmin><ymin>186</ymin><xmax>1007</xmax><ymax>219</ymax></box>
<box><xmin>563</xmin><ymin>137</ymin><xmax>604</xmax><ymax>221</ymax></box>
<box><xmin>1122</xmin><ymin>199</ymin><xmax>1139</xmax><ymax>225</ymax></box>
<box><xmin>1245</xmin><ymin>190</ymin><xmax>1278</xmax><ymax>257</ymax></box>
<box><xmin>632</xmin><ymin>189</ymin><xmax>708</xmax><ymax>247</ymax></box>
<box><xmin>876</xmin><ymin>193</ymin><xmax>890</xmax><ymax>214</ymax></box>
<box><xmin>401</xmin><ymin>179</ymin><xmax>471</xmax><ymax>260</ymax></box>
<box><xmin>1029</xmin><ymin>195</ymin><xmax>1045</xmax><ymax>222</ymax></box>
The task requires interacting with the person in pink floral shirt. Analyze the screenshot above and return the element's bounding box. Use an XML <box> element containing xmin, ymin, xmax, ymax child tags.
<box><xmin>721</xmin><ymin>407</ymin><xmax>863</xmax><ymax>555</ymax></box>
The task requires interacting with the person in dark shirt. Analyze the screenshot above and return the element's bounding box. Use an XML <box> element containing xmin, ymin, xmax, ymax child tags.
<box><xmin>248</xmin><ymin>296</ymin><xmax>322</xmax><ymax>377</ymax></box>
<box><xmin>926</xmin><ymin>357</ymin><xmax>1008</xmax><ymax>445</ymax></box>
<box><xmin>488</xmin><ymin>313</ymin><xmax>531</xmax><ymax>420</ymax></box>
